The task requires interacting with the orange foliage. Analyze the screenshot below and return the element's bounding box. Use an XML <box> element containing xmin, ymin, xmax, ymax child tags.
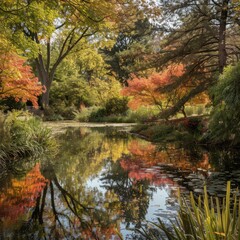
<box><xmin>0</xmin><ymin>164</ymin><xmax>48</xmax><ymax>225</ymax></box>
<box><xmin>80</xmin><ymin>225</ymin><xmax>119</xmax><ymax>240</ymax></box>
<box><xmin>119</xmin><ymin>140</ymin><xmax>211</xmax><ymax>185</ymax></box>
<box><xmin>120</xmin><ymin>158</ymin><xmax>175</xmax><ymax>186</ymax></box>
<box><xmin>121</xmin><ymin>64</ymin><xmax>185</xmax><ymax>109</ymax></box>
<box><xmin>129</xmin><ymin>140</ymin><xmax>211</xmax><ymax>170</ymax></box>
<box><xmin>0</xmin><ymin>52</ymin><xmax>44</xmax><ymax>107</ymax></box>
<box><xmin>127</xmin><ymin>140</ymin><xmax>162</xmax><ymax>165</ymax></box>
<box><xmin>121</xmin><ymin>64</ymin><xmax>209</xmax><ymax>110</ymax></box>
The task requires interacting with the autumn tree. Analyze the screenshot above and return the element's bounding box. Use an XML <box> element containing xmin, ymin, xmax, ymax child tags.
<box><xmin>1</xmin><ymin>0</ymin><xmax>159</xmax><ymax>108</ymax></box>
<box><xmin>146</xmin><ymin>0</ymin><xmax>240</xmax><ymax>119</ymax></box>
<box><xmin>0</xmin><ymin>51</ymin><xmax>44</xmax><ymax>107</ymax></box>
<box><xmin>122</xmin><ymin>64</ymin><xmax>209</xmax><ymax>118</ymax></box>
<box><xmin>0</xmin><ymin>163</ymin><xmax>47</xmax><ymax>226</ymax></box>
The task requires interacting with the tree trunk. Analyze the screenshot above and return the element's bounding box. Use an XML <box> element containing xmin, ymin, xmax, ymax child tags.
<box><xmin>158</xmin><ymin>83</ymin><xmax>209</xmax><ymax>120</ymax></box>
<box><xmin>181</xmin><ymin>106</ymin><xmax>187</xmax><ymax>118</ymax></box>
<box><xmin>35</xmin><ymin>58</ymin><xmax>53</xmax><ymax>108</ymax></box>
<box><xmin>41</xmin><ymin>86</ymin><xmax>51</xmax><ymax>108</ymax></box>
<box><xmin>218</xmin><ymin>0</ymin><xmax>229</xmax><ymax>73</ymax></box>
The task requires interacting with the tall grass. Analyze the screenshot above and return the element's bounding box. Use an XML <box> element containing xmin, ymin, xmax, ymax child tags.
<box><xmin>0</xmin><ymin>111</ymin><xmax>57</xmax><ymax>161</ymax></box>
<box><xmin>139</xmin><ymin>182</ymin><xmax>240</xmax><ymax>240</ymax></box>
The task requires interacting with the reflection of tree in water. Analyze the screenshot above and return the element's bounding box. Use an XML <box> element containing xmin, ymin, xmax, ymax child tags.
<box><xmin>128</xmin><ymin>140</ymin><xmax>210</xmax><ymax>171</ymax></box>
<box><xmin>3</xmin><ymin>127</ymin><xmax>236</xmax><ymax>239</ymax></box>
<box><xmin>0</xmin><ymin>128</ymin><xmax>135</xmax><ymax>239</ymax></box>
<box><xmin>0</xmin><ymin>162</ymin><xmax>121</xmax><ymax>239</ymax></box>
<box><xmin>56</xmin><ymin>127</ymin><xmax>131</xmax><ymax>182</ymax></box>
<box><xmin>101</xmin><ymin>160</ymin><xmax>155</xmax><ymax>229</ymax></box>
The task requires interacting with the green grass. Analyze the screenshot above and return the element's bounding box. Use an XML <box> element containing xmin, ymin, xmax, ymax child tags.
<box><xmin>0</xmin><ymin>110</ymin><xmax>57</xmax><ymax>161</ymax></box>
<box><xmin>74</xmin><ymin>106</ymin><xmax>160</xmax><ymax>123</ymax></box>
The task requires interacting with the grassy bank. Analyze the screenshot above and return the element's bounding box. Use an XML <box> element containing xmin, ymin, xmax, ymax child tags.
<box><xmin>131</xmin><ymin>116</ymin><xmax>205</xmax><ymax>143</ymax></box>
<box><xmin>0</xmin><ymin>111</ymin><xmax>57</xmax><ymax>161</ymax></box>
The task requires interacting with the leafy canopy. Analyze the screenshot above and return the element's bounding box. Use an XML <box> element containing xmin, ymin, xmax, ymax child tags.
<box><xmin>0</xmin><ymin>51</ymin><xmax>44</xmax><ymax>107</ymax></box>
<box><xmin>122</xmin><ymin>64</ymin><xmax>209</xmax><ymax>115</ymax></box>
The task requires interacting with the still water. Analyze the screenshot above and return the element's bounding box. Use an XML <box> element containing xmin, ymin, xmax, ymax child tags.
<box><xmin>1</xmin><ymin>125</ymin><xmax>240</xmax><ymax>239</ymax></box>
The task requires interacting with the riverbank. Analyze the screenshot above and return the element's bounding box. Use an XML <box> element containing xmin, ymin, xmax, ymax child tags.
<box><xmin>130</xmin><ymin>116</ymin><xmax>205</xmax><ymax>144</ymax></box>
<box><xmin>0</xmin><ymin>111</ymin><xmax>57</xmax><ymax>162</ymax></box>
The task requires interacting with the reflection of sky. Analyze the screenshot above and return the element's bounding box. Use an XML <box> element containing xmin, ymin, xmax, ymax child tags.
<box><xmin>146</xmin><ymin>187</ymin><xmax>169</xmax><ymax>221</ymax></box>
<box><xmin>85</xmin><ymin>160</ymin><xmax>180</xmax><ymax>238</ymax></box>
<box><xmin>86</xmin><ymin>168</ymin><xmax>107</xmax><ymax>195</ymax></box>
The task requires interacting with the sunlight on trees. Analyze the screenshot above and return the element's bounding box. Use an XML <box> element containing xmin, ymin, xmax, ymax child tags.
<box><xmin>0</xmin><ymin>51</ymin><xmax>44</xmax><ymax>107</ymax></box>
<box><xmin>121</xmin><ymin>64</ymin><xmax>210</xmax><ymax>118</ymax></box>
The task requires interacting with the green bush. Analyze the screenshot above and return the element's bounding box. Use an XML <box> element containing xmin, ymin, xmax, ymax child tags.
<box><xmin>206</xmin><ymin>63</ymin><xmax>240</xmax><ymax>145</ymax></box>
<box><xmin>74</xmin><ymin>106</ymin><xmax>160</xmax><ymax>123</ymax></box>
<box><xmin>105</xmin><ymin>97</ymin><xmax>129</xmax><ymax>116</ymax></box>
<box><xmin>43</xmin><ymin>107</ymin><xmax>64</xmax><ymax>121</ymax></box>
<box><xmin>184</xmin><ymin>106</ymin><xmax>194</xmax><ymax>116</ymax></box>
<box><xmin>0</xmin><ymin>111</ymin><xmax>57</xmax><ymax>161</ymax></box>
<box><xmin>89</xmin><ymin>107</ymin><xmax>107</xmax><ymax>120</ymax></box>
<box><xmin>73</xmin><ymin>106</ymin><xmax>105</xmax><ymax>122</ymax></box>
<box><xmin>197</xmin><ymin>105</ymin><xmax>204</xmax><ymax>115</ymax></box>
<box><xmin>181</xmin><ymin>117</ymin><xmax>202</xmax><ymax>133</ymax></box>
<box><xmin>73</xmin><ymin>108</ymin><xmax>91</xmax><ymax>122</ymax></box>
<box><xmin>126</xmin><ymin>106</ymin><xmax>160</xmax><ymax>123</ymax></box>
<box><xmin>139</xmin><ymin>182</ymin><xmax>240</xmax><ymax>240</ymax></box>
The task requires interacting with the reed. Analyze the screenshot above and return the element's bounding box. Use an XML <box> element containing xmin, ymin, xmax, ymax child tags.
<box><xmin>139</xmin><ymin>182</ymin><xmax>240</xmax><ymax>240</ymax></box>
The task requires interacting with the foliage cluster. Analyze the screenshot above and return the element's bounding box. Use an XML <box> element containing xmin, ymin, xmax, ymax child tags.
<box><xmin>46</xmin><ymin>57</ymin><xmax>124</xmax><ymax>119</ymax></box>
<box><xmin>74</xmin><ymin>106</ymin><xmax>160</xmax><ymax>123</ymax></box>
<box><xmin>0</xmin><ymin>111</ymin><xmax>56</xmax><ymax>161</ymax></box>
<box><xmin>131</xmin><ymin>122</ymin><xmax>195</xmax><ymax>143</ymax></box>
<box><xmin>0</xmin><ymin>47</ymin><xmax>44</xmax><ymax>108</ymax></box>
<box><xmin>206</xmin><ymin>63</ymin><xmax>240</xmax><ymax>145</ymax></box>
<box><xmin>73</xmin><ymin>97</ymin><xmax>129</xmax><ymax>122</ymax></box>
<box><xmin>139</xmin><ymin>182</ymin><xmax>240</xmax><ymax>240</ymax></box>
<box><xmin>121</xmin><ymin>65</ymin><xmax>210</xmax><ymax>119</ymax></box>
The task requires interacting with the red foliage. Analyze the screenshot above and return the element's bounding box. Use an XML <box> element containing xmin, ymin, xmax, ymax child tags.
<box><xmin>0</xmin><ymin>52</ymin><xmax>45</xmax><ymax>107</ymax></box>
<box><xmin>0</xmin><ymin>164</ymin><xmax>48</xmax><ymax>226</ymax></box>
<box><xmin>120</xmin><ymin>158</ymin><xmax>174</xmax><ymax>186</ymax></box>
<box><xmin>121</xmin><ymin>64</ymin><xmax>185</xmax><ymax>109</ymax></box>
<box><xmin>119</xmin><ymin>139</ymin><xmax>211</xmax><ymax>185</ymax></box>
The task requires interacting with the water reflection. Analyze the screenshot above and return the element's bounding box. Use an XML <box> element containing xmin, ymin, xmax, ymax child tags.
<box><xmin>1</xmin><ymin>127</ymin><xmax>240</xmax><ymax>239</ymax></box>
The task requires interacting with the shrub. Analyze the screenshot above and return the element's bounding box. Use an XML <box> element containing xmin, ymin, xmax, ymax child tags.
<box><xmin>74</xmin><ymin>106</ymin><xmax>160</xmax><ymax>123</ymax></box>
<box><xmin>73</xmin><ymin>106</ymin><xmax>105</xmax><ymax>122</ymax></box>
<box><xmin>139</xmin><ymin>182</ymin><xmax>240</xmax><ymax>240</ymax></box>
<box><xmin>197</xmin><ymin>104</ymin><xmax>204</xmax><ymax>115</ymax></box>
<box><xmin>184</xmin><ymin>106</ymin><xmax>194</xmax><ymax>116</ymax></box>
<box><xmin>0</xmin><ymin>111</ymin><xmax>57</xmax><ymax>161</ymax></box>
<box><xmin>43</xmin><ymin>107</ymin><xmax>64</xmax><ymax>121</ymax></box>
<box><xmin>89</xmin><ymin>107</ymin><xmax>107</xmax><ymax>120</ymax></box>
<box><xmin>105</xmin><ymin>97</ymin><xmax>129</xmax><ymax>116</ymax></box>
<box><xmin>126</xmin><ymin>106</ymin><xmax>160</xmax><ymax>123</ymax></box>
<box><xmin>181</xmin><ymin>117</ymin><xmax>202</xmax><ymax>133</ymax></box>
<box><xmin>73</xmin><ymin>108</ymin><xmax>92</xmax><ymax>122</ymax></box>
<box><xmin>206</xmin><ymin>63</ymin><xmax>240</xmax><ymax>145</ymax></box>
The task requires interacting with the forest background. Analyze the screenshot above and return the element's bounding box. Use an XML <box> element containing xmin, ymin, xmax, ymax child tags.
<box><xmin>1</xmin><ymin>0</ymin><xmax>240</xmax><ymax>145</ymax></box>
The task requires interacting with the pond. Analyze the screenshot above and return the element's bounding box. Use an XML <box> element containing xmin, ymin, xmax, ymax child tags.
<box><xmin>1</xmin><ymin>125</ymin><xmax>240</xmax><ymax>239</ymax></box>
